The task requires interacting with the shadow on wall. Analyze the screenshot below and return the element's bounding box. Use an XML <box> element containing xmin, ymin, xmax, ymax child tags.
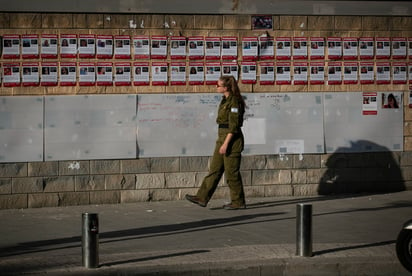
<box><xmin>318</xmin><ymin>140</ymin><xmax>405</xmax><ymax>195</ymax></box>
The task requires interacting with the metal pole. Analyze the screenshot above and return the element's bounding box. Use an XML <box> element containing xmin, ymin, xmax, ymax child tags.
<box><xmin>296</xmin><ymin>203</ymin><xmax>312</xmax><ymax>257</ymax></box>
<box><xmin>82</xmin><ymin>213</ymin><xmax>99</xmax><ymax>268</ymax></box>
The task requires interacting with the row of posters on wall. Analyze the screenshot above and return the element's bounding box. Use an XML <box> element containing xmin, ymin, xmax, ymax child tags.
<box><xmin>2</xmin><ymin>61</ymin><xmax>412</xmax><ymax>87</ymax></box>
<box><xmin>2</xmin><ymin>34</ymin><xmax>412</xmax><ymax>60</ymax></box>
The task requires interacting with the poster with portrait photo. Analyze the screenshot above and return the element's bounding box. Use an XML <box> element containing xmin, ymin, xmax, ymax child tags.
<box><xmin>259</xmin><ymin>36</ymin><xmax>274</xmax><ymax>60</ymax></box>
<box><xmin>259</xmin><ymin>62</ymin><xmax>274</xmax><ymax>85</ymax></box>
<box><xmin>79</xmin><ymin>62</ymin><xmax>96</xmax><ymax>86</ymax></box>
<box><xmin>3</xmin><ymin>62</ymin><xmax>21</xmax><ymax>87</ymax></box>
<box><xmin>293</xmin><ymin>62</ymin><xmax>308</xmax><ymax>85</ymax></box>
<box><xmin>114</xmin><ymin>62</ymin><xmax>131</xmax><ymax>86</ymax></box>
<box><xmin>222</xmin><ymin>61</ymin><xmax>238</xmax><ymax>80</ymax></box>
<box><xmin>133</xmin><ymin>35</ymin><xmax>150</xmax><ymax>59</ymax></box>
<box><xmin>408</xmin><ymin>37</ymin><xmax>412</xmax><ymax>59</ymax></box>
<box><xmin>392</xmin><ymin>37</ymin><xmax>407</xmax><ymax>60</ymax></box>
<box><xmin>359</xmin><ymin>37</ymin><xmax>374</xmax><ymax>59</ymax></box>
<box><xmin>360</xmin><ymin>61</ymin><xmax>374</xmax><ymax>84</ymax></box>
<box><xmin>78</xmin><ymin>34</ymin><xmax>95</xmax><ymax>58</ymax></box>
<box><xmin>276</xmin><ymin>37</ymin><xmax>291</xmax><ymax>60</ymax></box>
<box><xmin>2</xmin><ymin>35</ymin><xmax>20</xmax><ymax>59</ymax></box>
<box><xmin>342</xmin><ymin>37</ymin><xmax>358</xmax><ymax>60</ymax></box>
<box><xmin>22</xmin><ymin>34</ymin><xmax>39</xmax><ymax>59</ymax></box>
<box><xmin>22</xmin><ymin>62</ymin><xmax>39</xmax><ymax>87</ymax></box>
<box><xmin>60</xmin><ymin>34</ymin><xmax>77</xmax><ymax>58</ymax></box>
<box><xmin>251</xmin><ymin>15</ymin><xmax>273</xmax><ymax>30</ymax></box>
<box><xmin>409</xmin><ymin>86</ymin><xmax>412</xmax><ymax>108</ymax></box>
<box><xmin>152</xmin><ymin>62</ymin><xmax>168</xmax><ymax>86</ymax></box>
<box><xmin>241</xmin><ymin>61</ymin><xmax>256</xmax><ymax>84</ymax></box>
<box><xmin>96</xmin><ymin>35</ymin><xmax>113</xmax><ymax>59</ymax></box>
<box><xmin>327</xmin><ymin>37</ymin><xmax>342</xmax><ymax>60</ymax></box>
<box><xmin>133</xmin><ymin>62</ymin><xmax>149</xmax><ymax>86</ymax></box>
<box><xmin>205</xmin><ymin>62</ymin><xmax>221</xmax><ymax>85</ymax></box>
<box><xmin>381</xmin><ymin>92</ymin><xmax>401</xmax><ymax>109</ymax></box>
<box><xmin>242</xmin><ymin>37</ymin><xmax>258</xmax><ymax>61</ymax></box>
<box><xmin>41</xmin><ymin>34</ymin><xmax>58</xmax><ymax>59</ymax></box>
<box><xmin>309</xmin><ymin>62</ymin><xmax>325</xmax><ymax>85</ymax></box>
<box><xmin>343</xmin><ymin>62</ymin><xmax>358</xmax><ymax>85</ymax></box>
<box><xmin>205</xmin><ymin>37</ymin><xmax>221</xmax><ymax>60</ymax></box>
<box><xmin>309</xmin><ymin>37</ymin><xmax>325</xmax><ymax>60</ymax></box>
<box><xmin>392</xmin><ymin>62</ymin><xmax>407</xmax><ymax>85</ymax></box>
<box><xmin>376</xmin><ymin>62</ymin><xmax>391</xmax><ymax>85</ymax></box>
<box><xmin>375</xmin><ymin>37</ymin><xmax>391</xmax><ymax>59</ymax></box>
<box><xmin>96</xmin><ymin>62</ymin><xmax>113</xmax><ymax>86</ymax></box>
<box><xmin>362</xmin><ymin>92</ymin><xmax>377</xmax><ymax>115</ymax></box>
<box><xmin>409</xmin><ymin>62</ymin><xmax>412</xmax><ymax>84</ymax></box>
<box><xmin>59</xmin><ymin>62</ymin><xmax>76</xmax><ymax>86</ymax></box>
<box><xmin>151</xmin><ymin>36</ymin><xmax>167</xmax><ymax>59</ymax></box>
<box><xmin>188</xmin><ymin>36</ymin><xmax>204</xmax><ymax>60</ymax></box>
<box><xmin>189</xmin><ymin>62</ymin><xmax>204</xmax><ymax>85</ymax></box>
<box><xmin>275</xmin><ymin>62</ymin><xmax>291</xmax><ymax>85</ymax></box>
<box><xmin>170</xmin><ymin>62</ymin><xmax>186</xmax><ymax>86</ymax></box>
<box><xmin>114</xmin><ymin>35</ymin><xmax>131</xmax><ymax>59</ymax></box>
<box><xmin>221</xmin><ymin>36</ymin><xmax>237</xmax><ymax>60</ymax></box>
<box><xmin>292</xmin><ymin>37</ymin><xmax>307</xmax><ymax>60</ymax></box>
<box><xmin>40</xmin><ymin>62</ymin><xmax>58</xmax><ymax>86</ymax></box>
<box><xmin>170</xmin><ymin>36</ymin><xmax>186</xmax><ymax>60</ymax></box>
<box><xmin>327</xmin><ymin>62</ymin><xmax>342</xmax><ymax>85</ymax></box>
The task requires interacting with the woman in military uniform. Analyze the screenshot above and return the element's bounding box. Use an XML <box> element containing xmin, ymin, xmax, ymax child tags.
<box><xmin>186</xmin><ymin>75</ymin><xmax>246</xmax><ymax>210</ymax></box>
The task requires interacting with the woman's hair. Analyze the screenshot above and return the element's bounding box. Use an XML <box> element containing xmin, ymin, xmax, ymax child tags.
<box><xmin>387</xmin><ymin>93</ymin><xmax>399</xmax><ymax>108</ymax></box>
<box><xmin>220</xmin><ymin>75</ymin><xmax>246</xmax><ymax>109</ymax></box>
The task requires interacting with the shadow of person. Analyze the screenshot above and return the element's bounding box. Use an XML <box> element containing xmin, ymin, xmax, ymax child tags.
<box><xmin>318</xmin><ymin>140</ymin><xmax>405</xmax><ymax>195</ymax></box>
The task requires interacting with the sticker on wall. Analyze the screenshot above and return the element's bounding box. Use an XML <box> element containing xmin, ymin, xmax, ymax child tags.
<box><xmin>133</xmin><ymin>35</ymin><xmax>150</xmax><ymax>59</ymax></box>
<box><xmin>327</xmin><ymin>37</ymin><xmax>342</xmax><ymax>60</ymax></box>
<box><xmin>96</xmin><ymin>62</ymin><xmax>113</xmax><ymax>86</ymax></box>
<box><xmin>59</xmin><ymin>62</ymin><xmax>76</xmax><ymax>86</ymax></box>
<box><xmin>78</xmin><ymin>34</ymin><xmax>96</xmax><ymax>58</ymax></box>
<box><xmin>309</xmin><ymin>37</ymin><xmax>325</xmax><ymax>60</ymax></box>
<box><xmin>343</xmin><ymin>62</ymin><xmax>358</xmax><ymax>85</ymax></box>
<box><xmin>151</xmin><ymin>36</ymin><xmax>167</xmax><ymax>59</ymax></box>
<box><xmin>151</xmin><ymin>61</ymin><xmax>168</xmax><ymax>86</ymax></box>
<box><xmin>22</xmin><ymin>34</ymin><xmax>39</xmax><ymax>59</ymax></box>
<box><xmin>170</xmin><ymin>62</ymin><xmax>186</xmax><ymax>86</ymax></box>
<box><xmin>276</xmin><ymin>37</ymin><xmax>291</xmax><ymax>60</ymax></box>
<box><xmin>133</xmin><ymin>62</ymin><xmax>150</xmax><ymax>86</ymax></box>
<box><xmin>2</xmin><ymin>62</ymin><xmax>21</xmax><ymax>87</ymax></box>
<box><xmin>205</xmin><ymin>37</ymin><xmax>221</xmax><ymax>60</ymax></box>
<box><xmin>242</xmin><ymin>37</ymin><xmax>258</xmax><ymax>61</ymax></box>
<box><xmin>375</xmin><ymin>37</ymin><xmax>391</xmax><ymax>59</ymax></box>
<box><xmin>359</xmin><ymin>37</ymin><xmax>374</xmax><ymax>59</ymax></box>
<box><xmin>362</xmin><ymin>92</ymin><xmax>378</xmax><ymax>115</ymax></box>
<box><xmin>79</xmin><ymin>62</ymin><xmax>96</xmax><ymax>86</ymax></box>
<box><xmin>114</xmin><ymin>62</ymin><xmax>131</xmax><ymax>86</ymax></box>
<box><xmin>41</xmin><ymin>34</ymin><xmax>58</xmax><ymax>59</ymax></box>
<box><xmin>360</xmin><ymin>61</ymin><xmax>374</xmax><ymax>84</ymax></box>
<box><xmin>114</xmin><ymin>35</ymin><xmax>131</xmax><ymax>59</ymax></box>
<box><xmin>205</xmin><ymin>62</ymin><xmax>221</xmax><ymax>85</ymax></box>
<box><xmin>392</xmin><ymin>37</ymin><xmax>407</xmax><ymax>60</ymax></box>
<box><xmin>376</xmin><ymin>61</ymin><xmax>391</xmax><ymax>85</ymax></box>
<box><xmin>96</xmin><ymin>35</ymin><xmax>113</xmax><ymax>59</ymax></box>
<box><xmin>241</xmin><ymin>61</ymin><xmax>257</xmax><ymax>84</ymax></box>
<box><xmin>293</xmin><ymin>62</ymin><xmax>308</xmax><ymax>85</ymax></box>
<box><xmin>309</xmin><ymin>62</ymin><xmax>325</xmax><ymax>85</ymax></box>
<box><xmin>342</xmin><ymin>37</ymin><xmax>358</xmax><ymax>60</ymax></box>
<box><xmin>222</xmin><ymin>61</ymin><xmax>238</xmax><ymax>80</ymax></box>
<box><xmin>189</xmin><ymin>62</ymin><xmax>204</xmax><ymax>85</ymax></box>
<box><xmin>327</xmin><ymin>61</ymin><xmax>342</xmax><ymax>85</ymax></box>
<box><xmin>259</xmin><ymin>36</ymin><xmax>274</xmax><ymax>60</ymax></box>
<box><xmin>292</xmin><ymin>37</ymin><xmax>307</xmax><ymax>60</ymax></box>
<box><xmin>41</xmin><ymin>62</ymin><xmax>58</xmax><ymax>86</ymax></box>
<box><xmin>275</xmin><ymin>62</ymin><xmax>291</xmax><ymax>85</ymax></box>
<box><xmin>221</xmin><ymin>36</ymin><xmax>237</xmax><ymax>60</ymax></box>
<box><xmin>251</xmin><ymin>15</ymin><xmax>273</xmax><ymax>30</ymax></box>
<box><xmin>60</xmin><ymin>34</ymin><xmax>77</xmax><ymax>58</ymax></box>
<box><xmin>22</xmin><ymin>62</ymin><xmax>39</xmax><ymax>86</ymax></box>
<box><xmin>392</xmin><ymin>62</ymin><xmax>407</xmax><ymax>84</ymax></box>
<box><xmin>259</xmin><ymin>61</ymin><xmax>274</xmax><ymax>85</ymax></box>
<box><xmin>188</xmin><ymin>36</ymin><xmax>204</xmax><ymax>60</ymax></box>
<box><xmin>2</xmin><ymin>35</ymin><xmax>20</xmax><ymax>59</ymax></box>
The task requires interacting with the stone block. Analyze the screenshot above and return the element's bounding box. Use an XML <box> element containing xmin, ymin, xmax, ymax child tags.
<box><xmin>166</xmin><ymin>172</ymin><xmax>196</xmax><ymax>188</ymax></box>
<box><xmin>293</xmin><ymin>184</ymin><xmax>319</xmax><ymax>196</ymax></box>
<box><xmin>292</xmin><ymin>170</ymin><xmax>307</xmax><ymax>184</ymax></box>
<box><xmin>194</xmin><ymin>15</ymin><xmax>222</xmax><ymax>29</ymax></box>
<box><xmin>308</xmin><ymin>16</ymin><xmax>334</xmax><ymax>31</ymax></box>
<box><xmin>362</xmin><ymin>17</ymin><xmax>391</xmax><ymax>31</ymax></box>
<box><xmin>28</xmin><ymin>193</ymin><xmax>59</xmax><ymax>208</ymax></box>
<box><xmin>121</xmin><ymin>190</ymin><xmax>150</xmax><ymax>203</ymax></box>
<box><xmin>264</xmin><ymin>185</ymin><xmax>293</xmax><ymax>196</ymax></box>
<box><xmin>103</xmin><ymin>14</ymin><xmax>135</xmax><ymax>29</ymax></box>
<box><xmin>43</xmin><ymin>176</ymin><xmax>75</xmax><ymax>192</ymax></box>
<box><xmin>90</xmin><ymin>191</ymin><xmax>120</xmax><ymax>204</ymax></box>
<box><xmin>90</xmin><ymin>160</ymin><xmax>120</xmax><ymax>174</ymax></box>
<box><xmin>165</xmin><ymin>15</ymin><xmax>194</xmax><ymax>29</ymax></box>
<box><xmin>265</xmin><ymin>155</ymin><xmax>293</xmax><ymax>169</ymax></box>
<box><xmin>58</xmin><ymin>192</ymin><xmax>89</xmax><ymax>206</ymax></box>
<box><xmin>0</xmin><ymin>178</ymin><xmax>11</xmax><ymax>194</ymax></box>
<box><xmin>59</xmin><ymin>161</ymin><xmax>90</xmax><ymax>175</ymax></box>
<box><xmin>10</xmin><ymin>13</ymin><xmax>41</xmax><ymax>29</ymax></box>
<box><xmin>223</xmin><ymin>15</ymin><xmax>250</xmax><ymax>30</ymax></box>
<box><xmin>0</xmin><ymin>163</ymin><xmax>27</xmax><ymax>177</ymax></box>
<box><xmin>244</xmin><ymin>185</ymin><xmax>265</xmax><ymax>198</ymax></box>
<box><xmin>28</xmin><ymin>162</ymin><xmax>58</xmax><ymax>177</ymax></box>
<box><xmin>75</xmin><ymin>175</ymin><xmax>105</xmax><ymax>191</ymax></box>
<box><xmin>180</xmin><ymin>157</ymin><xmax>209</xmax><ymax>172</ymax></box>
<box><xmin>280</xmin><ymin>16</ymin><xmax>307</xmax><ymax>30</ymax></box>
<box><xmin>150</xmin><ymin>189</ymin><xmax>179</xmax><ymax>201</ymax></box>
<box><xmin>241</xmin><ymin>155</ymin><xmax>267</xmax><ymax>170</ymax></box>
<box><xmin>136</xmin><ymin>173</ymin><xmax>165</xmax><ymax>189</ymax></box>
<box><xmin>401</xmin><ymin>152</ymin><xmax>412</xmax><ymax>166</ymax></box>
<box><xmin>151</xmin><ymin>157</ymin><xmax>179</xmax><ymax>173</ymax></box>
<box><xmin>279</xmin><ymin>170</ymin><xmax>292</xmax><ymax>184</ymax></box>
<box><xmin>12</xmin><ymin>177</ymin><xmax>43</xmax><ymax>193</ymax></box>
<box><xmin>253</xmin><ymin>170</ymin><xmax>280</xmax><ymax>185</ymax></box>
<box><xmin>0</xmin><ymin>13</ymin><xmax>10</xmax><ymax>28</ymax></box>
<box><xmin>293</xmin><ymin>154</ymin><xmax>321</xmax><ymax>169</ymax></box>
<box><xmin>391</xmin><ymin>17</ymin><xmax>412</xmax><ymax>31</ymax></box>
<box><xmin>405</xmin><ymin>122</ymin><xmax>412</xmax><ymax>136</ymax></box>
<box><xmin>402</xmin><ymin>167</ymin><xmax>412</xmax><ymax>181</ymax></box>
<box><xmin>307</xmin><ymin>168</ymin><xmax>327</xmax><ymax>184</ymax></box>
<box><xmin>0</xmin><ymin>194</ymin><xmax>27</xmax><ymax>209</ymax></box>
<box><xmin>241</xmin><ymin>170</ymin><xmax>252</xmax><ymax>186</ymax></box>
<box><xmin>335</xmin><ymin>16</ymin><xmax>362</xmax><ymax>31</ymax></box>
<box><xmin>42</xmin><ymin>13</ymin><xmax>73</xmax><ymax>28</ymax></box>
<box><xmin>405</xmin><ymin>137</ymin><xmax>412</xmax><ymax>152</ymax></box>
<box><xmin>74</xmin><ymin>14</ymin><xmax>104</xmax><ymax>29</ymax></box>
<box><xmin>105</xmin><ymin>174</ymin><xmax>135</xmax><ymax>190</ymax></box>
<box><xmin>121</xmin><ymin>159</ymin><xmax>150</xmax><ymax>174</ymax></box>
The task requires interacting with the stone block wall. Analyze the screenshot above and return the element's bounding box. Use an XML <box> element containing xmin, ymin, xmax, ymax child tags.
<box><xmin>0</xmin><ymin>13</ymin><xmax>411</xmax><ymax>209</ymax></box>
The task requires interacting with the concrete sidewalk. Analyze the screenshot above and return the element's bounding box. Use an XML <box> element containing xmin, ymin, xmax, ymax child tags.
<box><xmin>1</xmin><ymin>191</ymin><xmax>411</xmax><ymax>275</ymax></box>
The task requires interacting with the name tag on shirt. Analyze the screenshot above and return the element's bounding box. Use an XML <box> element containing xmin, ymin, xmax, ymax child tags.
<box><xmin>231</xmin><ymin>107</ymin><xmax>238</xmax><ymax>113</ymax></box>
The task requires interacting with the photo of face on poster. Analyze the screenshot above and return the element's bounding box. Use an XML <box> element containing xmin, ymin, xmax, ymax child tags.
<box><xmin>381</xmin><ymin>93</ymin><xmax>401</xmax><ymax>109</ymax></box>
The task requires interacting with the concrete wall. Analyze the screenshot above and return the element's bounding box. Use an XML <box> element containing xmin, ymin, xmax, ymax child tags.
<box><xmin>0</xmin><ymin>13</ymin><xmax>411</xmax><ymax>209</ymax></box>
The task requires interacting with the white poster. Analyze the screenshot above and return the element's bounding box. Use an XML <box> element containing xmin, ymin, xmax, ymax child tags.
<box><xmin>205</xmin><ymin>37</ymin><xmax>221</xmax><ymax>60</ymax></box>
<box><xmin>242</xmin><ymin>37</ymin><xmax>258</xmax><ymax>61</ymax></box>
<box><xmin>360</xmin><ymin>61</ymin><xmax>374</xmax><ymax>84</ymax></box>
<box><xmin>376</xmin><ymin>37</ymin><xmax>391</xmax><ymax>59</ymax></box>
<box><xmin>2</xmin><ymin>35</ymin><xmax>20</xmax><ymax>59</ymax></box>
<box><xmin>151</xmin><ymin>62</ymin><xmax>168</xmax><ymax>85</ymax></box>
<box><xmin>189</xmin><ymin>62</ymin><xmax>204</xmax><ymax>85</ymax></box>
<box><xmin>59</xmin><ymin>62</ymin><xmax>76</xmax><ymax>86</ymax></box>
<box><xmin>41</xmin><ymin>62</ymin><xmax>58</xmax><ymax>86</ymax></box>
<box><xmin>359</xmin><ymin>37</ymin><xmax>374</xmax><ymax>59</ymax></box>
<box><xmin>259</xmin><ymin>36</ymin><xmax>274</xmax><ymax>60</ymax></box>
<box><xmin>342</xmin><ymin>37</ymin><xmax>358</xmax><ymax>60</ymax></box>
<box><xmin>292</xmin><ymin>37</ymin><xmax>307</xmax><ymax>60</ymax></box>
<box><xmin>293</xmin><ymin>62</ymin><xmax>308</xmax><ymax>85</ymax></box>
<box><xmin>392</xmin><ymin>62</ymin><xmax>407</xmax><ymax>84</ymax></box>
<box><xmin>343</xmin><ymin>62</ymin><xmax>358</xmax><ymax>84</ymax></box>
<box><xmin>60</xmin><ymin>34</ymin><xmax>77</xmax><ymax>58</ymax></box>
<box><xmin>78</xmin><ymin>34</ymin><xmax>95</xmax><ymax>58</ymax></box>
<box><xmin>170</xmin><ymin>36</ymin><xmax>186</xmax><ymax>60</ymax></box>
<box><xmin>133</xmin><ymin>35</ymin><xmax>150</xmax><ymax>59</ymax></box>
<box><xmin>3</xmin><ymin>62</ymin><xmax>21</xmax><ymax>87</ymax></box>
<box><xmin>275</xmin><ymin>62</ymin><xmax>291</xmax><ymax>85</ymax></box>
<box><xmin>241</xmin><ymin>61</ymin><xmax>256</xmax><ymax>84</ymax></box>
<box><xmin>151</xmin><ymin>36</ymin><xmax>168</xmax><ymax>59</ymax></box>
<box><xmin>188</xmin><ymin>36</ymin><xmax>204</xmax><ymax>60</ymax></box>
<box><xmin>114</xmin><ymin>62</ymin><xmax>131</xmax><ymax>86</ymax></box>
<box><xmin>376</xmin><ymin>62</ymin><xmax>391</xmax><ymax>85</ymax></box>
<box><xmin>259</xmin><ymin>62</ymin><xmax>274</xmax><ymax>85</ymax></box>
<box><xmin>96</xmin><ymin>62</ymin><xmax>113</xmax><ymax>86</ymax></box>
<box><xmin>79</xmin><ymin>62</ymin><xmax>96</xmax><ymax>86</ymax></box>
<box><xmin>221</xmin><ymin>36</ymin><xmax>237</xmax><ymax>60</ymax></box>
<box><xmin>133</xmin><ymin>62</ymin><xmax>150</xmax><ymax>86</ymax></box>
<box><xmin>205</xmin><ymin>62</ymin><xmax>221</xmax><ymax>85</ymax></box>
<box><xmin>327</xmin><ymin>37</ymin><xmax>342</xmax><ymax>60</ymax></box>
<box><xmin>362</xmin><ymin>92</ymin><xmax>378</xmax><ymax>115</ymax></box>
<box><xmin>310</xmin><ymin>62</ymin><xmax>325</xmax><ymax>85</ymax></box>
<box><xmin>96</xmin><ymin>35</ymin><xmax>113</xmax><ymax>59</ymax></box>
<box><xmin>222</xmin><ymin>61</ymin><xmax>238</xmax><ymax>80</ymax></box>
<box><xmin>276</xmin><ymin>37</ymin><xmax>291</xmax><ymax>60</ymax></box>
<box><xmin>170</xmin><ymin>62</ymin><xmax>186</xmax><ymax>85</ymax></box>
<box><xmin>327</xmin><ymin>61</ymin><xmax>342</xmax><ymax>85</ymax></box>
<box><xmin>41</xmin><ymin>34</ymin><xmax>58</xmax><ymax>59</ymax></box>
<box><xmin>114</xmin><ymin>35</ymin><xmax>131</xmax><ymax>59</ymax></box>
<box><xmin>22</xmin><ymin>62</ymin><xmax>39</xmax><ymax>86</ymax></box>
<box><xmin>310</xmin><ymin>37</ymin><xmax>325</xmax><ymax>60</ymax></box>
<box><xmin>22</xmin><ymin>34</ymin><xmax>39</xmax><ymax>59</ymax></box>
<box><xmin>392</xmin><ymin>37</ymin><xmax>407</xmax><ymax>59</ymax></box>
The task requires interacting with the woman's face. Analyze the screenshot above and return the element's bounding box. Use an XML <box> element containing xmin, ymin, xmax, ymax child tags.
<box><xmin>388</xmin><ymin>97</ymin><xmax>395</xmax><ymax>107</ymax></box>
<box><xmin>216</xmin><ymin>80</ymin><xmax>226</xmax><ymax>94</ymax></box>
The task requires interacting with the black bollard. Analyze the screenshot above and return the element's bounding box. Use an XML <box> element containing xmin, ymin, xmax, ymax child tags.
<box><xmin>82</xmin><ymin>213</ymin><xmax>99</xmax><ymax>268</ymax></box>
<box><xmin>296</xmin><ymin>203</ymin><xmax>312</xmax><ymax>257</ymax></box>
